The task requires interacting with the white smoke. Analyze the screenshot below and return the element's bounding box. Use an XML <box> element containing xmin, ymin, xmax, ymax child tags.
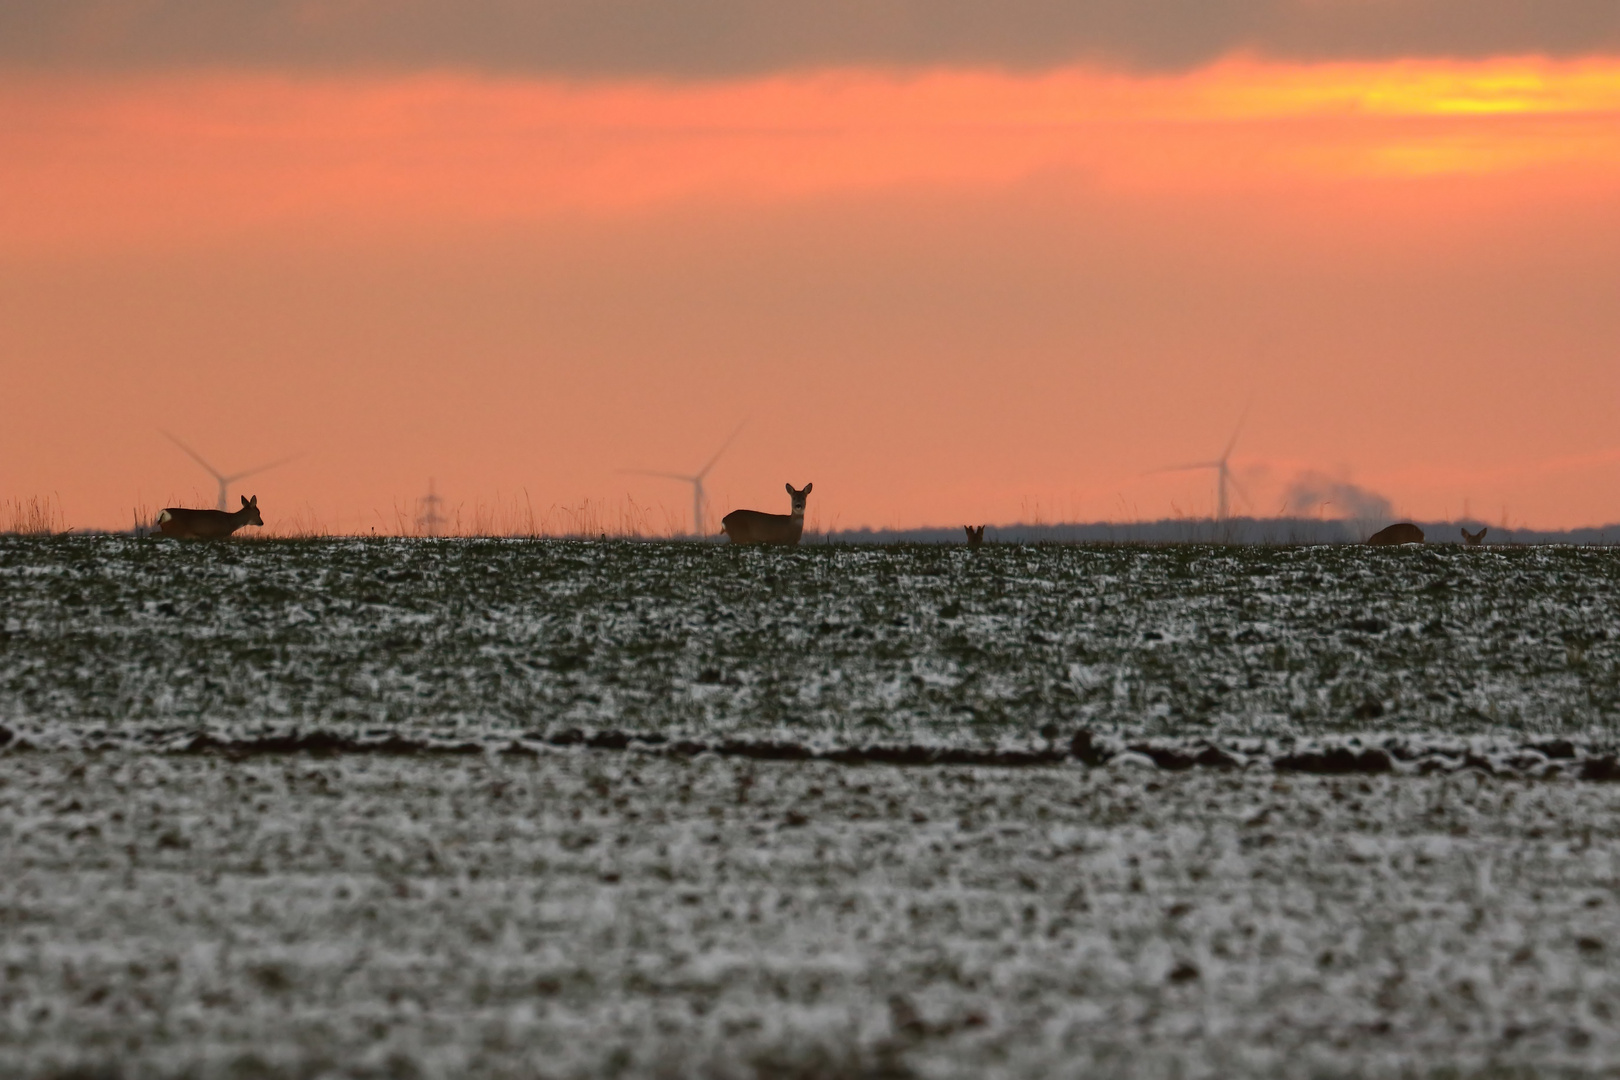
<box><xmin>1283</xmin><ymin>471</ymin><xmax>1393</xmax><ymax>521</ymax></box>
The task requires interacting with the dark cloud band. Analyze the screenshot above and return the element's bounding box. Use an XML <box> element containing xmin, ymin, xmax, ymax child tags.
<box><xmin>3</xmin><ymin>1</ymin><xmax>1618</xmax><ymax>75</ymax></box>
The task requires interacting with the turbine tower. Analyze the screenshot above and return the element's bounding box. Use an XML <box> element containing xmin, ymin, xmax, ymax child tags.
<box><xmin>1149</xmin><ymin>409</ymin><xmax>1250</xmax><ymax>522</ymax></box>
<box><xmin>622</xmin><ymin>422</ymin><xmax>746</xmax><ymax>537</ymax></box>
<box><xmin>162</xmin><ymin>431</ymin><xmax>298</xmax><ymax>511</ymax></box>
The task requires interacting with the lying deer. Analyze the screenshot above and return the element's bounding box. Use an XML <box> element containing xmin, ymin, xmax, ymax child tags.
<box><xmin>964</xmin><ymin>525</ymin><xmax>985</xmax><ymax>548</ymax></box>
<box><xmin>722</xmin><ymin>484</ymin><xmax>811</xmax><ymax>545</ymax></box>
<box><xmin>1461</xmin><ymin>526</ymin><xmax>1488</xmax><ymax>546</ymax></box>
<box><xmin>1367</xmin><ymin>522</ymin><xmax>1424</xmax><ymax>546</ymax></box>
<box><xmin>157</xmin><ymin>495</ymin><xmax>263</xmax><ymax>540</ymax></box>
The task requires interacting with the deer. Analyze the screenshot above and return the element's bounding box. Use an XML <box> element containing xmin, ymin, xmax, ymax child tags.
<box><xmin>157</xmin><ymin>495</ymin><xmax>263</xmax><ymax>540</ymax></box>
<box><xmin>1366</xmin><ymin>522</ymin><xmax>1424</xmax><ymax>546</ymax></box>
<box><xmin>721</xmin><ymin>484</ymin><xmax>811</xmax><ymax>545</ymax></box>
<box><xmin>1461</xmin><ymin>526</ymin><xmax>1488</xmax><ymax>546</ymax></box>
<box><xmin>964</xmin><ymin>525</ymin><xmax>985</xmax><ymax>548</ymax></box>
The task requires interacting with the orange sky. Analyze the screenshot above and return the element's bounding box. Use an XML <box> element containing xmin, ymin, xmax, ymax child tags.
<box><xmin>4</xmin><ymin>55</ymin><xmax>1620</xmax><ymax>533</ymax></box>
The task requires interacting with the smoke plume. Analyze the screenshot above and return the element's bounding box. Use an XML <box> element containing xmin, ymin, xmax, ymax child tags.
<box><xmin>1283</xmin><ymin>471</ymin><xmax>1392</xmax><ymax>521</ymax></box>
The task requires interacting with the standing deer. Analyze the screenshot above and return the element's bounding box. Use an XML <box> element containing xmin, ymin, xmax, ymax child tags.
<box><xmin>157</xmin><ymin>495</ymin><xmax>263</xmax><ymax>540</ymax></box>
<box><xmin>1367</xmin><ymin>522</ymin><xmax>1424</xmax><ymax>546</ymax></box>
<box><xmin>1461</xmin><ymin>526</ymin><xmax>1488</xmax><ymax>546</ymax></box>
<box><xmin>964</xmin><ymin>525</ymin><xmax>985</xmax><ymax>548</ymax></box>
<box><xmin>721</xmin><ymin>484</ymin><xmax>811</xmax><ymax>545</ymax></box>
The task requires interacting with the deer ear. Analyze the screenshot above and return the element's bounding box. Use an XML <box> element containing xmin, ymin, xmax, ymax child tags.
<box><xmin>250</xmin><ymin>495</ymin><xmax>258</xmax><ymax>506</ymax></box>
<box><xmin>241</xmin><ymin>495</ymin><xmax>250</xmax><ymax>507</ymax></box>
<box><xmin>803</xmin><ymin>483</ymin><xmax>812</xmax><ymax>494</ymax></box>
<box><xmin>785</xmin><ymin>483</ymin><xmax>793</xmax><ymax>495</ymax></box>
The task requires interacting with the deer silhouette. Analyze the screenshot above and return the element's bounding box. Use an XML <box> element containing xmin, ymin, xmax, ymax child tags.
<box><xmin>157</xmin><ymin>495</ymin><xmax>263</xmax><ymax>540</ymax></box>
<box><xmin>1367</xmin><ymin>522</ymin><xmax>1424</xmax><ymax>546</ymax></box>
<box><xmin>721</xmin><ymin>484</ymin><xmax>812</xmax><ymax>545</ymax></box>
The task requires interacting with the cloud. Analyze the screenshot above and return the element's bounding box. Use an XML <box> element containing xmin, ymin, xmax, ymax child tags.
<box><xmin>1283</xmin><ymin>471</ymin><xmax>1393</xmax><ymax>521</ymax></box>
<box><xmin>2</xmin><ymin>1</ymin><xmax>1618</xmax><ymax>77</ymax></box>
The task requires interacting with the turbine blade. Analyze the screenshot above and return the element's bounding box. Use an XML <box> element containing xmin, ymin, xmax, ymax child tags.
<box><xmin>695</xmin><ymin>419</ymin><xmax>748</xmax><ymax>480</ymax></box>
<box><xmin>619</xmin><ymin>469</ymin><xmax>698</xmax><ymax>483</ymax></box>
<box><xmin>1144</xmin><ymin>462</ymin><xmax>1220</xmax><ymax>476</ymax></box>
<box><xmin>162</xmin><ymin>430</ymin><xmax>225</xmax><ymax>481</ymax></box>
<box><xmin>223</xmin><ymin>452</ymin><xmax>301</xmax><ymax>483</ymax></box>
<box><xmin>1220</xmin><ymin>400</ymin><xmax>1253</xmax><ymax>462</ymax></box>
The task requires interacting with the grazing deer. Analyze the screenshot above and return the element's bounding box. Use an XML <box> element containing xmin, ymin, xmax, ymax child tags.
<box><xmin>157</xmin><ymin>495</ymin><xmax>263</xmax><ymax>540</ymax></box>
<box><xmin>1461</xmin><ymin>526</ymin><xmax>1488</xmax><ymax>546</ymax></box>
<box><xmin>1367</xmin><ymin>522</ymin><xmax>1424</xmax><ymax>546</ymax></box>
<box><xmin>964</xmin><ymin>525</ymin><xmax>985</xmax><ymax>548</ymax></box>
<box><xmin>721</xmin><ymin>484</ymin><xmax>811</xmax><ymax>545</ymax></box>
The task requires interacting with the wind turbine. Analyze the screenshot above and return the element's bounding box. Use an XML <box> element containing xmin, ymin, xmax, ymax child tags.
<box><xmin>621</xmin><ymin>422</ymin><xmax>747</xmax><ymax>537</ymax></box>
<box><xmin>162</xmin><ymin>431</ymin><xmax>299</xmax><ymax>511</ymax></box>
<box><xmin>1149</xmin><ymin>408</ymin><xmax>1251</xmax><ymax>522</ymax></box>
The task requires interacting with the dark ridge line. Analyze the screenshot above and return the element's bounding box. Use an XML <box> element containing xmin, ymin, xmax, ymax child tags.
<box><xmin>2</xmin><ymin>723</ymin><xmax>1617</xmax><ymax>780</ymax></box>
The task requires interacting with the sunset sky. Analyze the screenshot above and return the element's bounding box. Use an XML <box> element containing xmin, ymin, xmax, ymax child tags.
<box><xmin>3</xmin><ymin>2</ymin><xmax>1619</xmax><ymax>534</ymax></box>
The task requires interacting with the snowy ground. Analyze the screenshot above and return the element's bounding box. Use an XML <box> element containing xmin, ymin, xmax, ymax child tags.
<box><xmin>5</xmin><ymin>537</ymin><xmax>1619</xmax><ymax>1076</ymax></box>
<box><xmin>4</xmin><ymin>536</ymin><xmax>1620</xmax><ymax>748</ymax></box>
<box><xmin>4</xmin><ymin>749</ymin><xmax>1619</xmax><ymax>1079</ymax></box>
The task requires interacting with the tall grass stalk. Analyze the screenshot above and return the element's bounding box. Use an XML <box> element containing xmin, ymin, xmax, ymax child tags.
<box><xmin>264</xmin><ymin>505</ymin><xmax>332</xmax><ymax>539</ymax></box>
<box><xmin>4</xmin><ymin>495</ymin><xmax>66</xmax><ymax>535</ymax></box>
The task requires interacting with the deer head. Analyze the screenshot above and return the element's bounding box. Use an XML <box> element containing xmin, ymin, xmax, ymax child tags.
<box><xmin>1461</xmin><ymin>526</ymin><xmax>1487</xmax><ymax>546</ymax></box>
<box><xmin>964</xmin><ymin>525</ymin><xmax>985</xmax><ymax>547</ymax></box>
<box><xmin>241</xmin><ymin>494</ymin><xmax>264</xmax><ymax>527</ymax></box>
<box><xmin>785</xmin><ymin>483</ymin><xmax>812</xmax><ymax>515</ymax></box>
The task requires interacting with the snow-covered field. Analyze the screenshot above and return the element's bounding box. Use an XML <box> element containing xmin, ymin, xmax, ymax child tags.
<box><xmin>4</xmin><ymin>536</ymin><xmax>1620</xmax><ymax>748</ymax></box>
<box><xmin>4</xmin><ymin>537</ymin><xmax>1620</xmax><ymax>1077</ymax></box>
<box><xmin>4</xmin><ymin>751</ymin><xmax>1619</xmax><ymax>1079</ymax></box>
